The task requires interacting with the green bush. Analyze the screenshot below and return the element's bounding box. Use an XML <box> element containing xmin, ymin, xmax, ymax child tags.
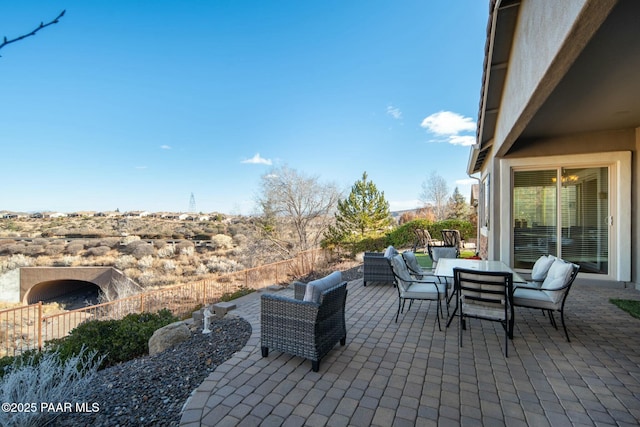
<box><xmin>428</xmin><ymin>219</ymin><xmax>475</xmax><ymax>241</ymax></box>
<box><xmin>220</xmin><ymin>286</ymin><xmax>255</xmax><ymax>302</ymax></box>
<box><xmin>0</xmin><ymin>349</ymin><xmax>41</xmax><ymax>379</ymax></box>
<box><xmin>46</xmin><ymin>309</ymin><xmax>178</xmax><ymax>369</ymax></box>
<box><xmin>386</xmin><ymin>219</ymin><xmax>433</xmax><ymax>248</ymax></box>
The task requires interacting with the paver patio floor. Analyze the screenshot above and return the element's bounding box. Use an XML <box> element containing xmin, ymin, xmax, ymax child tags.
<box><xmin>181</xmin><ymin>277</ymin><xmax>640</xmax><ymax>426</ymax></box>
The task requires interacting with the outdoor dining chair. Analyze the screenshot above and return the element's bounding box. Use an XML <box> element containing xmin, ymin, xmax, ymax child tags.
<box><xmin>389</xmin><ymin>254</ymin><xmax>446</xmax><ymax>329</ymax></box>
<box><xmin>454</xmin><ymin>267</ymin><xmax>514</xmax><ymax>357</ymax></box>
<box><xmin>513</xmin><ymin>259</ymin><xmax>579</xmax><ymax>341</ymax></box>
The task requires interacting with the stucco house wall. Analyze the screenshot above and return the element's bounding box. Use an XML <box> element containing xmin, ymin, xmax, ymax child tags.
<box><xmin>493</xmin><ymin>0</ymin><xmax>617</xmax><ymax>157</ymax></box>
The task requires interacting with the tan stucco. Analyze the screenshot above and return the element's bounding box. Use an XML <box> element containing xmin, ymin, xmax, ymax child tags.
<box><xmin>493</xmin><ymin>0</ymin><xmax>617</xmax><ymax>157</ymax></box>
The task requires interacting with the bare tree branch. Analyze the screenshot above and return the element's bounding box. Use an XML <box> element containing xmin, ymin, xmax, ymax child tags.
<box><xmin>0</xmin><ymin>10</ymin><xmax>65</xmax><ymax>56</ymax></box>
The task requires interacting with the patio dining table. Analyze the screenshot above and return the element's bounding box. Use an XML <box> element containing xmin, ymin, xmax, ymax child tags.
<box><xmin>434</xmin><ymin>258</ymin><xmax>527</xmax><ymax>328</ymax></box>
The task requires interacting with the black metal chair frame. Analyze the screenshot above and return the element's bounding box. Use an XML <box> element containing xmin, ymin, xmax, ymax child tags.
<box><xmin>454</xmin><ymin>267</ymin><xmax>514</xmax><ymax>357</ymax></box>
<box><xmin>388</xmin><ymin>255</ymin><xmax>444</xmax><ymax>330</ymax></box>
<box><xmin>513</xmin><ymin>263</ymin><xmax>579</xmax><ymax>342</ymax></box>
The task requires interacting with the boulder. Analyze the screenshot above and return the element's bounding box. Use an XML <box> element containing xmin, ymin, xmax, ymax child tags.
<box><xmin>148</xmin><ymin>321</ymin><xmax>191</xmax><ymax>356</ymax></box>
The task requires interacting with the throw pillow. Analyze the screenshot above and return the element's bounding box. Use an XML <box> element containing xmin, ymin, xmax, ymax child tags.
<box><xmin>541</xmin><ymin>259</ymin><xmax>573</xmax><ymax>303</ymax></box>
<box><xmin>531</xmin><ymin>255</ymin><xmax>556</xmax><ymax>281</ymax></box>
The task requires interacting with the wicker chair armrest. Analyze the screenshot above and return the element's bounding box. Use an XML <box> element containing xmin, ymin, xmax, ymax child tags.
<box><xmin>293</xmin><ymin>281</ymin><xmax>307</xmax><ymax>300</ymax></box>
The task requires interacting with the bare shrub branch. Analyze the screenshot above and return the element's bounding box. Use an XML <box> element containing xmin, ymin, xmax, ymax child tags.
<box><xmin>0</xmin><ymin>10</ymin><xmax>66</xmax><ymax>56</ymax></box>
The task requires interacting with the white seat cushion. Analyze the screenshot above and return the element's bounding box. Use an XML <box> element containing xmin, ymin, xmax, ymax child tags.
<box><xmin>513</xmin><ymin>287</ymin><xmax>558</xmax><ymax>310</ymax></box>
<box><xmin>401</xmin><ymin>282</ymin><xmax>446</xmax><ymax>300</ymax></box>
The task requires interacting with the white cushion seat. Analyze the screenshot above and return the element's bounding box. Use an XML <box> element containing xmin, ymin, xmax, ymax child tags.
<box><xmin>402</xmin><ymin>282</ymin><xmax>446</xmax><ymax>300</ymax></box>
<box><xmin>513</xmin><ymin>287</ymin><xmax>558</xmax><ymax>310</ymax></box>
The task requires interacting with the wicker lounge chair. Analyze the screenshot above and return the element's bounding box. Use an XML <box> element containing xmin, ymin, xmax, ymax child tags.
<box><xmin>363</xmin><ymin>246</ymin><xmax>399</xmax><ymax>286</ymax></box>
<box><xmin>261</xmin><ymin>272</ymin><xmax>348</xmax><ymax>372</ymax></box>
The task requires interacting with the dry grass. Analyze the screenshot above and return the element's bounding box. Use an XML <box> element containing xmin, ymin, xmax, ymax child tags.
<box><xmin>0</xmin><ymin>215</ymin><xmax>287</xmax><ymax>292</ymax></box>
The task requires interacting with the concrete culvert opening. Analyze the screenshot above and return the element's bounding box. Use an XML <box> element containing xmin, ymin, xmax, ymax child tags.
<box><xmin>25</xmin><ymin>279</ymin><xmax>100</xmax><ymax>309</ymax></box>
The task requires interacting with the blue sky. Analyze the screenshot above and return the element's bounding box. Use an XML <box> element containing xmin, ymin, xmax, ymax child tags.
<box><xmin>1</xmin><ymin>1</ymin><xmax>487</xmax><ymax>215</ymax></box>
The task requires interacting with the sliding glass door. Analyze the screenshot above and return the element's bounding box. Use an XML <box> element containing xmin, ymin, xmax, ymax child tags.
<box><xmin>513</xmin><ymin>167</ymin><xmax>609</xmax><ymax>274</ymax></box>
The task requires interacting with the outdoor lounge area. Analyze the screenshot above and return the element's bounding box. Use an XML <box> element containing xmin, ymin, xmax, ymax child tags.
<box><xmin>181</xmin><ymin>275</ymin><xmax>640</xmax><ymax>426</ymax></box>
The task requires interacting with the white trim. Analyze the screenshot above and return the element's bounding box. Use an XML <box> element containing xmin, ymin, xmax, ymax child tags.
<box><xmin>499</xmin><ymin>151</ymin><xmax>631</xmax><ymax>282</ymax></box>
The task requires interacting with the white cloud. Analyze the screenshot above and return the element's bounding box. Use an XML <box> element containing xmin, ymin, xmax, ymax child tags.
<box><xmin>420</xmin><ymin>111</ymin><xmax>476</xmax><ymax>146</ymax></box>
<box><xmin>241</xmin><ymin>153</ymin><xmax>272</xmax><ymax>165</ymax></box>
<box><xmin>448</xmin><ymin>135</ymin><xmax>476</xmax><ymax>146</ymax></box>
<box><xmin>160</xmin><ymin>145</ymin><xmax>171</xmax><ymax>150</ymax></box>
<box><xmin>455</xmin><ymin>178</ymin><xmax>478</xmax><ymax>186</ymax></box>
<box><xmin>135</xmin><ymin>166</ymin><xmax>147</xmax><ymax>170</ymax></box>
<box><xmin>386</xmin><ymin>105</ymin><xmax>402</xmax><ymax>120</ymax></box>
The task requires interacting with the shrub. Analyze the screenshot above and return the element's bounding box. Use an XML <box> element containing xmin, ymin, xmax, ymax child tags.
<box><xmin>5</xmin><ymin>254</ymin><xmax>33</xmax><ymax>270</ymax></box>
<box><xmin>0</xmin><ymin>347</ymin><xmax>103</xmax><ymax>427</ymax></box>
<box><xmin>180</xmin><ymin>245</ymin><xmax>194</xmax><ymax>256</ymax></box>
<box><xmin>97</xmin><ymin>237</ymin><xmax>121</xmax><ymax>249</ymax></box>
<box><xmin>59</xmin><ymin>255</ymin><xmax>78</xmax><ymax>266</ymax></box>
<box><xmin>43</xmin><ymin>244</ymin><xmax>65</xmax><ymax>256</ymax></box>
<box><xmin>137</xmin><ymin>271</ymin><xmax>155</xmax><ymax>286</ymax></box>
<box><xmin>211</xmin><ymin>234</ymin><xmax>234</xmax><ymax>250</ymax></box>
<box><xmin>162</xmin><ymin>260</ymin><xmax>176</xmax><ymax>272</ymax></box>
<box><xmin>157</xmin><ymin>245</ymin><xmax>175</xmax><ymax>258</ymax></box>
<box><xmin>84</xmin><ymin>246</ymin><xmax>111</xmax><ymax>257</ymax></box>
<box><xmin>47</xmin><ymin>309</ymin><xmax>178</xmax><ymax>369</ymax></box>
<box><xmin>137</xmin><ymin>255</ymin><xmax>154</xmax><ymax>270</ymax></box>
<box><xmin>384</xmin><ymin>219</ymin><xmax>430</xmax><ymax>248</ymax></box>
<box><xmin>0</xmin><ymin>244</ymin><xmax>27</xmax><ymax>255</ymax></box>
<box><xmin>122</xmin><ymin>235</ymin><xmax>141</xmax><ymax>245</ymax></box>
<box><xmin>233</xmin><ymin>233</ymin><xmax>248</xmax><ymax>246</ymax></box>
<box><xmin>64</xmin><ymin>242</ymin><xmax>85</xmax><ymax>255</ymax></box>
<box><xmin>206</xmin><ymin>256</ymin><xmax>243</xmax><ymax>273</ymax></box>
<box><xmin>21</xmin><ymin>244</ymin><xmax>44</xmax><ymax>256</ymax></box>
<box><xmin>126</xmin><ymin>240</ymin><xmax>155</xmax><ymax>259</ymax></box>
<box><xmin>220</xmin><ymin>286</ymin><xmax>254</xmax><ymax>302</ymax></box>
<box><xmin>115</xmin><ymin>255</ymin><xmax>137</xmax><ymax>270</ymax></box>
<box><xmin>153</xmin><ymin>240</ymin><xmax>167</xmax><ymax>249</ymax></box>
<box><xmin>196</xmin><ymin>263</ymin><xmax>209</xmax><ymax>275</ymax></box>
<box><xmin>176</xmin><ymin>240</ymin><xmax>194</xmax><ymax>255</ymax></box>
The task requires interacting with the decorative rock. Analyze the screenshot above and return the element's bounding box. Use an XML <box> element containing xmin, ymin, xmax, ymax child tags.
<box><xmin>148</xmin><ymin>321</ymin><xmax>191</xmax><ymax>356</ymax></box>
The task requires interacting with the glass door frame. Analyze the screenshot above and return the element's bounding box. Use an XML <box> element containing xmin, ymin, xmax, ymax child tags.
<box><xmin>498</xmin><ymin>151</ymin><xmax>631</xmax><ymax>282</ymax></box>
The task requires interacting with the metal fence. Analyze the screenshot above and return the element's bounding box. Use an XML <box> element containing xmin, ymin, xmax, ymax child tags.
<box><xmin>0</xmin><ymin>248</ymin><xmax>330</xmax><ymax>357</ymax></box>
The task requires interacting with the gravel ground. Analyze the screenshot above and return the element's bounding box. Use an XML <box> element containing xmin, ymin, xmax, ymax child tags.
<box><xmin>51</xmin><ymin>316</ymin><xmax>252</xmax><ymax>427</ymax></box>
<box><xmin>48</xmin><ymin>262</ymin><xmax>363</xmax><ymax>427</ymax></box>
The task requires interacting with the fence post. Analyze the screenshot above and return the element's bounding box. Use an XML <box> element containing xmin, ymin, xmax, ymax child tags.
<box><xmin>38</xmin><ymin>301</ymin><xmax>43</xmax><ymax>351</ymax></box>
<box><xmin>140</xmin><ymin>294</ymin><xmax>145</xmax><ymax>313</ymax></box>
<box><xmin>202</xmin><ymin>280</ymin><xmax>207</xmax><ymax>306</ymax></box>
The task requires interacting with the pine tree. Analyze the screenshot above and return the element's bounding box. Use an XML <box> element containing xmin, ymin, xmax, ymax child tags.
<box><xmin>449</xmin><ymin>186</ymin><xmax>470</xmax><ymax>220</ymax></box>
<box><xmin>326</xmin><ymin>172</ymin><xmax>392</xmax><ymax>243</ymax></box>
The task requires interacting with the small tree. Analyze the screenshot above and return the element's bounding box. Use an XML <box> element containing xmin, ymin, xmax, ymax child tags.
<box><xmin>325</xmin><ymin>172</ymin><xmax>392</xmax><ymax>251</ymax></box>
<box><xmin>448</xmin><ymin>186</ymin><xmax>471</xmax><ymax>220</ymax></box>
<box><xmin>420</xmin><ymin>171</ymin><xmax>450</xmax><ymax>221</ymax></box>
<box><xmin>256</xmin><ymin>166</ymin><xmax>341</xmax><ymax>256</ymax></box>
